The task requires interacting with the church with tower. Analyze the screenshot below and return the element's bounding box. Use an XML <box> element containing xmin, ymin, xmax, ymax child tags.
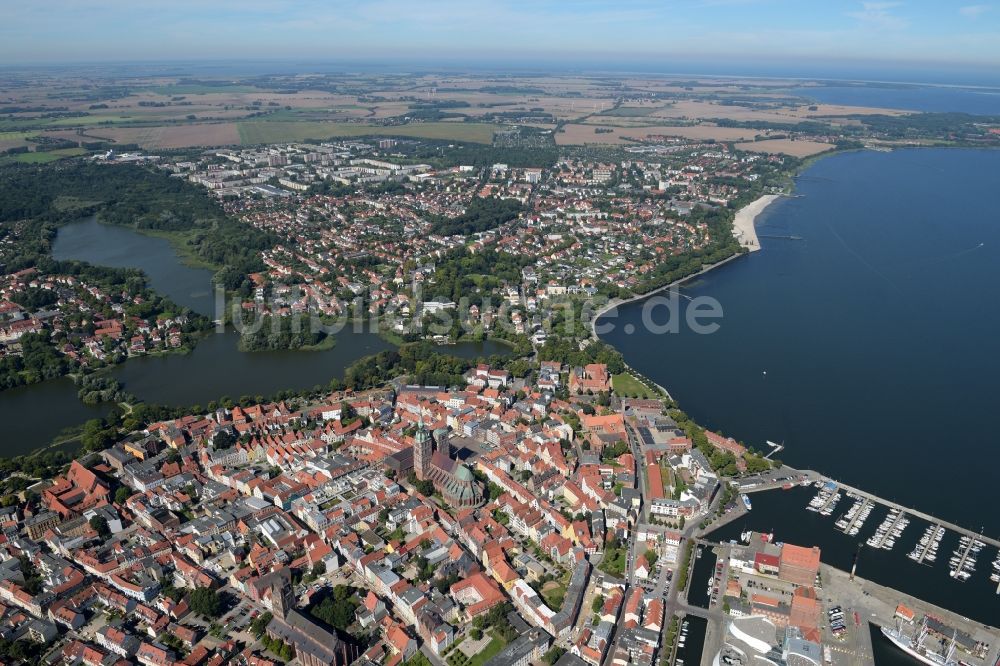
<box><xmin>411</xmin><ymin>419</ymin><xmax>482</xmax><ymax>508</ymax></box>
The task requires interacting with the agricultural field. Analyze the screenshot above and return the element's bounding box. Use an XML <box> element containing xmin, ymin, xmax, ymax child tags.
<box><xmin>0</xmin><ymin>130</ymin><xmax>38</xmax><ymax>151</ymax></box>
<box><xmin>81</xmin><ymin>123</ymin><xmax>242</xmax><ymax>149</ymax></box>
<box><xmin>734</xmin><ymin>138</ymin><xmax>836</xmax><ymax>157</ymax></box>
<box><xmin>0</xmin><ymin>71</ymin><xmax>920</xmax><ymax>155</ymax></box>
<box><xmin>237</xmin><ymin>121</ymin><xmax>500</xmax><ymax>145</ymax></box>
<box><xmin>0</xmin><ymin>147</ymin><xmax>86</xmax><ymax>165</ymax></box>
<box><xmin>556</xmin><ymin>122</ymin><xmax>761</xmax><ymax>145</ymax></box>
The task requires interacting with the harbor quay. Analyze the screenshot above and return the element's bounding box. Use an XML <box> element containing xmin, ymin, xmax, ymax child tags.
<box><xmin>821</xmin><ymin>564</ymin><xmax>1000</xmax><ymax>666</ymax></box>
<box><xmin>695</xmin><ymin>536</ymin><xmax>1000</xmax><ymax>666</ymax></box>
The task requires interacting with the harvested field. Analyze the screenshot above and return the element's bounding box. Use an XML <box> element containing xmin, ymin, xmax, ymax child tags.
<box><xmin>80</xmin><ymin>123</ymin><xmax>241</xmax><ymax>148</ymax></box>
<box><xmin>593</xmin><ymin>99</ymin><xmax>907</xmax><ymax>126</ymax></box>
<box><xmin>556</xmin><ymin>123</ymin><xmax>760</xmax><ymax>145</ymax></box>
<box><xmin>238</xmin><ymin>121</ymin><xmax>499</xmax><ymax>145</ymax></box>
<box><xmin>735</xmin><ymin>139</ymin><xmax>835</xmax><ymax>157</ymax></box>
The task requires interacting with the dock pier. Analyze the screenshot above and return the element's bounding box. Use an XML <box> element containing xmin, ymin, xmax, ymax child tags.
<box><xmin>818</xmin><ymin>488</ymin><xmax>841</xmax><ymax>514</ymax></box>
<box><xmin>870</xmin><ymin>509</ymin><xmax>908</xmax><ymax>550</ymax></box>
<box><xmin>950</xmin><ymin>536</ymin><xmax>981</xmax><ymax>579</ymax></box>
<box><xmin>913</xmin><ymin>525</ymin><xmax>943</xmax><ymax>565</ymax></box>
<box><xmin>839</xmin><ymin>498</ymin><xmax>872</xmax><ymax>535</ymax></box>
<box><xmin>824</xmin><ymin>476</ymin><xmax>1000</xmax><ymax>552</ymax></box>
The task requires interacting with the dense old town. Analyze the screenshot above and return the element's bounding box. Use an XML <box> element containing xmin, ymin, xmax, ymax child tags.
<box><xmin>3</xmin><ymin>117</ymin><xmax>998</xmax><ymax>666</ymax></box>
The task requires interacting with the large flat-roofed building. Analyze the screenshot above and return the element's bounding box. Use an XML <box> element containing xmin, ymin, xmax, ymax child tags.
<box><xmin>779</xmin><ymin>544</ymin><xmax>821</xmax><ymax>587</ymax></box>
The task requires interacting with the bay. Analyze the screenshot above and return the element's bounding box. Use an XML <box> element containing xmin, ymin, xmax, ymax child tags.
<box><xmin>599</xmin><ymin>148</ymin><xmax>1000</xmax><ymax>536</ymax></box>
<box><xmin>798</xmin><ymin>85</ymin><xmax>1000</xmax><ymax>115</ymax></box>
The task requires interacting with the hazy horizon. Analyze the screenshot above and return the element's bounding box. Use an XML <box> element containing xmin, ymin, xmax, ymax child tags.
<box><xmin>4</xmin><ymin>57</ymin><xmax>1000</xmax><ymax>90</ymax></box>
<box><xmin>3</xmin><ymin>1</ymin><xmax>1000</xmax><ymax>86</ymax></box>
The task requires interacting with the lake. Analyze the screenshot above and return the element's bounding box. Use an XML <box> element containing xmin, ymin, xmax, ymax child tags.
<box><xmin>0</xmin><ymin>218</ymin><xmax>509</xmax><ymax>453</ymax></box>
<box><xmin>0</xmin><ymin>377</ymin><xmax>111</xmax><ymax>457</ymax></box>
<box><xmin>53</xmin><ymin>217</ymin><xmax>217</xmax><ymax>315</ymax></box>
<box><xmin>599</xmin><ymin>148</ymin><xmax>1000</xmax><ymax>537</ymax></box>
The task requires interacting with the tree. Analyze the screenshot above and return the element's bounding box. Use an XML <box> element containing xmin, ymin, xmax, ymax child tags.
<box><xmin>189</xmin><ymin>586</ymin><xmax>222</xmax><ymax>618</ymax></box>
<box><xmin>470</xmin><ymin>627</ymin><xmax>483</xmax><ymax>641</ymax></box>
<box><xmin>310</xmin><ymin>584</ymin><xmax>359</xmax><ymax>632</ymax></box>
<box><xmin>543</xmin><ymin>647</ymin><xmax>566</xmax><ymax>664</ymax></box>
<box><xmin>408</xmin><ymin>473</ymin><xmax>435</xmax><ymax>497</ymax></box>
<box><xmin>81</xmin><ymin>418</ymin><xmax>115</xmax><ymax>452</ymax></box>
<box><xmin>250</xmin><ymin>611</ymin><xmax>273</xmax><ymax>638</ymax></box>
<box><xmin>89</xmin><ymin>515</ymin><xmax>111</xmax><ymax>538</ymax></box>
<box><xmin>114</xmin><ymin>486</ymin><xmax>133</xmax><ymax>505</ymax></box>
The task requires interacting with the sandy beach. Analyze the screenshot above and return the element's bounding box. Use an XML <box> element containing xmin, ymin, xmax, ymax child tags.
<box><xmin>732</xmin><ymin>194</ymin><xmax>781</xmax><ymax>252</ymax></box>
<box><xmin>589</xmin><ymin>192</ymin><xmax>785</xmax><ymax>341</ymax></box>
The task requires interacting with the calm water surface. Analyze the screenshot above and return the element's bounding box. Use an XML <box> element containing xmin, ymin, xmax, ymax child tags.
<box><xmin>53</xmin><ymin>217</ymin><xmax>217</xmax><ymax>315</ymax></box>
<box><xmin>0</xmin><ymin>378</ymin><xmax>110</xmax><ymax>457</ymax></box>
<box><xmin>796</xmin><ymin>85</ymin><xmax>1000</xmax><ymax>115</ymax></box>
<box><xmin>675</xmin><ymin>615</ymin><xmax>707</xmax><ymax>666</ymax></box>
<box><xmin>3</xmin><ymin>219</ymin><xmax>510</xmax><ymax>450</ymax></box>
<box><xmin>601</xmin><ymin>148</ymin><xmax>1000</xmax><ymax>536</ymax></box>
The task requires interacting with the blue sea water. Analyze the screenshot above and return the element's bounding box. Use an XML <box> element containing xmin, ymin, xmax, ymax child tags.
<box><xmin>798</xmin><ymin>85</ymin><xmax>1000</xmax><ymax>115</ymax></box>
<box><xmin>599</xmin><ymin>148</ymin><xmax>1000</xmax><ymax>535</ymax></box>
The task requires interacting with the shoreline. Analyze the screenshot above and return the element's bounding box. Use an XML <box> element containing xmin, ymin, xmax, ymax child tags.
<box><xmin>587</xmin><ymin>250</ymin><xmax>749</xmax><ymax>401</ymax></box>
<box><xmin>589</xmin><ymin>187</ymin><xmax>797</xmax><ymax>333</ymax></box>
<box><xmin>732</xmin><ymin>193</ymin><xmax>782</xmax><ymax>252</ymax></box>
<box><xmin>589</xmin><ymin>151</ymin><xmax>850</xmax><ymax>400</ymax></box>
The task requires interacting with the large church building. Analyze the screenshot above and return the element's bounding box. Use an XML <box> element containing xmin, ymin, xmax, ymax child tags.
<box><xmin>413</xmin><ymin>421</ymin><xmax>482</xmax><ymax>508</ymax></box>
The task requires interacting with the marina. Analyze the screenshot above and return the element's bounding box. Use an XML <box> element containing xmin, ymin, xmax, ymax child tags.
<box><xmin>710</xmin><ymin>485</ymin><xmax>1000</xmax><ymax>626</ymax></box>
<box><xmin>948</xmin><ymin>535</ymin><xmax>985</xmax><ymax>582</ymax></box>
<box><xmin>908</xmin><ymin>524</ymin><xmax>945</xmax><ymax>565</ymax></box>
<box><xmin>738</xmin><ymin>470</ymin><xmax>1000</xmax><ymax>608</ymax></box>
<box><xmin>866</xmin><ymin>507</ymin><xmax>909</xmax><ymax>551</ymax></box>
<box><xmin>835</xmin><ymin>496</ymin><xmax>873</xmax><ymax>536</ymax></box>
<box><xmin>807</xmin><ymin>481</ymin><xmax>842</xmax><ymax>516</ymax></box>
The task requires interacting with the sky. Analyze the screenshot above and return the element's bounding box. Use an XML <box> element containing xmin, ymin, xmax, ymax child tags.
<box><xmin>3</xmin><ymin>1</ymin><xmax>1000</xmax><ymax>81</ymax></box>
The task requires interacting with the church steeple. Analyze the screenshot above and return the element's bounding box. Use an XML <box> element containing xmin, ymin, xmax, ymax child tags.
<box><xmin>413</xmin><ymin>414</ymin><xmax>433</xmax><ymax>481</ymax></box>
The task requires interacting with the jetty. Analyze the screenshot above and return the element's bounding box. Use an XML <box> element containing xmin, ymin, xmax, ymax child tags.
<box><xmin>868</xmin><ymin>508</ymin><xmax>908</xmax><ymax>550</ymax></box>
<box><xmin>949</xmin><ymin>535</ymin><xmax>984</xmax><ymax>581</ymax></box>
<box><xmin>763</xmin><ymin>440</ymin><xmax>784</xmax><ymax>460</ymax></box>
<box><xmin>911</xmin><ymin>525</ymin><xmax>944</xmax><ymax>565</ymax></box>
<box><xmin>816</xmin><ymin>488</ymin><xmax>841</xmax><ymax>516</ymax></box>
<box><xmin>758</xmin><ymin>234</ymin><xmax>804</xmax><ymax>241</ymax></box>
<box><xmin>744</xmin><ymin>469</ymin><xmax>1000</xmax><ymax>552</ymax></box>
<box><xmin>826</xmin><ymin>476</ymin><xmax>1000</xmax><ymax>552</ymax></box>
<box><xmin>838</xmin><ymin>497</ymin><xmax>873</xmax><ymax>536</ymax></box>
